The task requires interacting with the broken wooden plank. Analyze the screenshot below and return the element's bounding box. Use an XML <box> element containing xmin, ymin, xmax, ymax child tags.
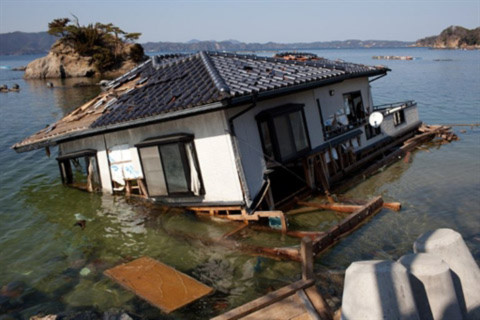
<box><xmin>336</xmin><ymin>196</ymin><xmax>402</xmax><ymax>212</ymax></box>
<box><xmin>312</xmin><ymin>196</ymin><xmax>384</xmax><ymax>256</ymax></box>
<box><xmin>104</xmin><ymin>256</ymin><xmax>213</xmax><ymax>314</ymax></box>
<box><xmin>301</xmin><ymin>237</ymin><xmax>314</xmax><ymax>280</ymax></box>
<box><xmin>221</xmin><ymin>223</ymin><xmax>249</xmax><ymax>239</ymax></box>
<box><xmin>297</xmin><ymin>201</ymin><xmax>360</xmax><ymax>213</ymax></box>
<box><xmin>211</xmin><ymin>279</ymin><xmax>315</xmax><ymax>320</ymax></box>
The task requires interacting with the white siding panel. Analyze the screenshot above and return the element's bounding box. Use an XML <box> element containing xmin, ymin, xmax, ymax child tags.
<box><xmin>59</xmin><ymin>111</ymin><xmax>244</xmax><ymax>204</ymax></box>
<box><xmin>226</xmin><ymin>90</ymin><xmax>322</xmax><ymax>200</ymax></box>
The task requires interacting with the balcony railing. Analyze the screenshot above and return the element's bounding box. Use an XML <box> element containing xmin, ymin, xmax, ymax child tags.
<box><xmin>324</xmin><ymin>118</ymin><xmax>366</xmax><ymax>140</ymax></box>
<box><xmin>373</xmin><ymin>100</ymin><xmax>416</xmax><ymax>113</ymax></box>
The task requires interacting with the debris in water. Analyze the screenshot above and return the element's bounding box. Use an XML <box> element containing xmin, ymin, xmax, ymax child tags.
<box><xmin>80</xmin><ymin>267</ymin><xmax>91</xmax><ymax>276</ymax></box>
<box><xmin>74</xmin><ymin>220</ymin><xmax>86</xmax><ymax>230</ymax></box>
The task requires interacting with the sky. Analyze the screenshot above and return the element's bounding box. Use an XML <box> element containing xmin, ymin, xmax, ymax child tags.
<box><xmin>0</xmin><ymin>0</ymin><xmax>479</xmax><ymax>43</ymax></box>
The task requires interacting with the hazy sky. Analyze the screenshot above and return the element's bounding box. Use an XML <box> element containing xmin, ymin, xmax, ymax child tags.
<box><xmin>0</xmin><ymin>0</ymin><xmax>479</xmax><ymax>43</ymax></box>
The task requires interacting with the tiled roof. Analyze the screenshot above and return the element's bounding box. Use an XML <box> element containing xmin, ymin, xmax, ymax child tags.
<box><xmin>13</xmin><ymin>51</ymin><xmax>387</xmax><ymax>152</ymax></box>
<box><xmin>92</xmin><ymin>51</ymin><xmax>386</xmax><ymax>127</ymax></box>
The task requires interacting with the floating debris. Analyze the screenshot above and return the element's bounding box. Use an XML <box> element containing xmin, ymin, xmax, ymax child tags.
<box><xmin>79</xmin><ymin>267</ymin><xmax>91</xmax><ymax>276</ymax></box>
<box><xmin>372</xmin><ymin>56</ymin><xmax>414</xmax><ymax>60</ymax></box>
<box><xmin>73</xmin><ymin>220</ymin><xmax>86</xmax><ymax>230</ymax></box>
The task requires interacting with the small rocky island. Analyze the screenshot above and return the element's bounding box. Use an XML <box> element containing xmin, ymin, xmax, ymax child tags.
<box><xmin>415</xmin><ymin>25</ymin><xmax>480</xmax><ymax>49</ymax></box>
<box><xmin>24</xmin><ymin>17</ymin><xmax>146</xmax><ymax>79</ymax></box>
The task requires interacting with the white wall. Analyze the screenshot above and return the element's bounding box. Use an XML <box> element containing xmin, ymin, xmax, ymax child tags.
<box><xmin>313</xmin><ymin>77</ymin><xmax>373</xmax><ymax>131</ymax></box>
<box><xmin>226</xmin><ymin>77</ymin><xmax>372</xmax><ymax>200</ymax></box>
<box><xmin>226</xmin><ymin>90</ymin><xmax>322</xmax><ymax>200</ymax></box>
<box><xmin>59</xmin><ymin>110</ymin><xmax>244</xmax><ymax>204</ymax></box>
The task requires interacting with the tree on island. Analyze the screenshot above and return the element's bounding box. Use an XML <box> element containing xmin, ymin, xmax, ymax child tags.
<box><xmin>47</xmin><ymin>16</ymin><xmax>145</xmax><ymax>72</ymax></box>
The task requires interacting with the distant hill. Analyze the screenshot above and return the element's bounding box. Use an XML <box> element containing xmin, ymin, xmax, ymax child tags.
<box><xmin>0</xmin><ymin>31</ymin><xmax>56</xmax><ymax>55</ymax></box>
<box><xmin>142</xmin><ymin>39</ymin><xmax>413</xmax><ymax>52</ymax></box>
<box><xmin>0</xmin><ymin>31</ymin><xmax>414</xmax><ymax>56</ymax></box>
<box><xmin>415</xmin><ymin>26</ymin><xmax>480</xmax><ymax>49</ymax></box>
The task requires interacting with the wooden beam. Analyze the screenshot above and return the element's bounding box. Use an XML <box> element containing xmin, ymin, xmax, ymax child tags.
<box><xmin>336</xmin><ymin>196</ymin><xmax>402</xmax><ymax>212</ymax></box>
<box><xmin>297</xmin><ymin>201</ymin><xmax>361</xmax><ymax>213</ymax></box>
<box><xmin>301</xmin><ymin>237</ymin><xmax>314</xmax><ymax>280</ymax></box>
<box><xmin>221</xmin><ymin>223</ymin><xmax>249</xmax><ymax>239</ymax></box>
<box><xmin>312</xmin><ymin>196</ymin><xmax>384</xmax><ymax>256</ymax></box>
<box><xmin>211</xmin><ymin>279</ymin><xmax>315</xmax><ymax>320</ymax></box>
<box><xmin>187</xmin><ymin>206</ymin><xmax>243</xmax><ymax>212</ymax></box>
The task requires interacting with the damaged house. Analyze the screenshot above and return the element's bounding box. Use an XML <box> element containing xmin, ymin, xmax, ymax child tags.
<box><xmin>13</xmin><ymin>52</ymin><xmax>420</xmax><ymax>213</ymax></box>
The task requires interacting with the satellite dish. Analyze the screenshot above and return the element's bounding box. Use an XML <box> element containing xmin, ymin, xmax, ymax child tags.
<box><xmin>369</xmin><ymin>112</ymin><xmax>384</xmax><ymax>128</ymax></box>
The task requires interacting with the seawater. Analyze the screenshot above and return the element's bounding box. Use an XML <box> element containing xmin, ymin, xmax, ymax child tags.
<box><xmin>0</xmin><ymin>48</ymin><xmax>479</xmax><ymax>318</ymax></box>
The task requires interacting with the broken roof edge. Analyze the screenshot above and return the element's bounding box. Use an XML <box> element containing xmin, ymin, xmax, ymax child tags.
<box><xmin>12</xmin><ymin>100</ymin><xmax>227</xmax><ymax>153</ymax></box>
<box><xmin>12</xmin><ymin>61</ymin><xmax>388</xmax><ymax>154</ymax></box>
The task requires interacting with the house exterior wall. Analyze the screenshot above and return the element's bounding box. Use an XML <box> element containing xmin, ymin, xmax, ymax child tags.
<box><xmin>59</xmin><ymin>136</ymin><xmax>112</xmax><ymax>193</ymax></box>
<box><xmin>355</xmin><ymin>103</ymin><xmax>420</xmax><ymax>148</ymax></box>
<box><xmin>226</xmin><ymin>77</ymin><xmax>373</xmax><ymax>201</ymax></box>
<box><xmin>59</xmin><ymin>110</ymin><xmax>244</xmax><ymax>205</ymax></box>
<box><xmin>313</xmin><ymin>77</ymin><xmax>373</xmax><ymax>133</ymax></box>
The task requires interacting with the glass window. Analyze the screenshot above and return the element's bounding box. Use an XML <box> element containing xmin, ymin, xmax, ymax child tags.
<box><xmin>138</xmin><ymin>137</ymin><xmax>203</xmax><ymax>197</ymax></box>
<box><xmin>160</xmin><ymin>143</ymin><xmax>189</xmax><ymax>194</ymax></box>
<box><xmin>289</xmin><ymin>111</ymin><xmax>308</xmax><ymax>152</ymax></box>
<box><xmin>393</xmin><ymin>110</ymin><xmax>406</xmax><ymax>126</ymax></box>
<box><xmin>139</xmin><ymin>146</ymin><xmax>167</xmax><ymax>196</ymax></box>
<box><xmin>343</xmin><ymin>91</ymin><xmax>364</xmax><ymax>124</ymax></box>
<box><xmin>274</xmin><ymin>115</ymin><xmax>295</xmax><ymax>160</ymax></box>
<box><xmin>259</xmin><ymin>121</ymin><xmax>274</xmax><ymax>158</ymax></box>
<box><xmin>257</xmin><ymin>105</ymin><xmax>310</xmax><ymax>163</ymax></box>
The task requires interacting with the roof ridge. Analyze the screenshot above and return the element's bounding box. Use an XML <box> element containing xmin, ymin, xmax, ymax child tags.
<box><xmin>151</xmin><ymin>53</ymin><xmax>191</xmax><ymax>70</ymax></box>
<box><xmin>199</xmin><ymin>51</ymin><xmax>231</xmax><ymax>96</ymax></box>
<box><xmin>205</xmin><ymin>51</ymin><xmax>382</xmax><ymax>73</ymax></box>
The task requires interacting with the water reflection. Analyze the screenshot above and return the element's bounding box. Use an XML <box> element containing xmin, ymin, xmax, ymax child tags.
<box><xmin>25</xmin><ymin>77</ymin><xmax>101</xmax><ymax>115</ymax></box>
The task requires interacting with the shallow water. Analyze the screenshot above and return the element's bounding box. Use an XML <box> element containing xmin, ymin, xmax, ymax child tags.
<box><xmin>0</xmin><ymin>48</ymin><xmax>479</xmax><ymax>318</ymax></box>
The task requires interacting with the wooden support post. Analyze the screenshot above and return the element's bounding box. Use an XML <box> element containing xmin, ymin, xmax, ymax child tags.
<box><xmin>138</xmin><ymin>179</ymin><xmax>148</xmax><ymax>196</ymax></box>
<box><xmin>301</xmin><ymin>237</ymin><xmax>314</xmax><ymax>280</ymax></box>
<box><xmin>266</xmin><ymin>187</ymin><xmax>275</xmax><ymax>210</ymax></box>
<box><xmin>336</xmin><ymin>146</ymin><xmax>345</xmax><ymax>171</ymax></box>
<box><xmin>303</xmin><ymin>157</ymin><xmax>316</xmax><ymax>190</ymax></box>
<box><xmin>327</xmin><ymin>148</ymin><xmax>337</xmax><ymax>175</ymax></box>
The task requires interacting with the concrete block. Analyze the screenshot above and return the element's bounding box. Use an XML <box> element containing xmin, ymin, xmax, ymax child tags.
<box><xmin>399</xmin><ymin>253</ymin><xmax>462</xmax><ymax>320</ymax></box>
<box><xmin>414</xmin><ymin>228</ymin><xmax>480</xmax><ymax>320</ymax></box>
<box><xmin>341</xmin><ymin>260</ymin><xmax>419</xmax><ymax>320</ymax></box>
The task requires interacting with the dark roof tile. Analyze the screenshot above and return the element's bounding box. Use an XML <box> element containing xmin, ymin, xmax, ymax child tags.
<box><xmin>91</xmin><ymin>51</ymin><xmax>387</xmax><ymax>128</ymax></box>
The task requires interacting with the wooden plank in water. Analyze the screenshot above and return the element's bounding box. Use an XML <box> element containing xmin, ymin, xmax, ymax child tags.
<box><xmin>212</xmin><ymin>279</ymin><xmax>315</xmax><ymax>320</ymax></box>
<box><xmin>312</xmin><ymin>196</ymin><xmax>384</xmax><ymax>256</ymax></box>
<box><xmin>104</xmin><ymin>256</ymin><xmax>213</xmax><ymax>314</ymax></box>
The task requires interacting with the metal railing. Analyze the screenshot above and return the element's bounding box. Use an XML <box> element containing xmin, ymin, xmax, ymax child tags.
<box><xmin>373</xmin><ymin>100</ymin><xmax>416</xmax><ymax>111</ymax></box>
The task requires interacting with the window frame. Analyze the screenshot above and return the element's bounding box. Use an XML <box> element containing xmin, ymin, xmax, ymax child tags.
<box><xmin>342</xmin><ymin>91</ymin><xmax>365</xmax><ymax>124</ymax></box>
<box><xmin>393</xmin><ymin>109</ymin><xmax>406</xmax><ymax>126</ymax></box>
<box><xmin>256</xmin><ymin>103</ymin><xmax>311</xmax><ymax>164</ymax></box>
<box><xmin>56</xmin><ymin>149</ymin><xmax>102</xmax><ymax>192</ymax></box>
<box><xmin>136</xmin><ymin>134</ymin><xmax>204</xmax><ymax>198</ymax></box>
